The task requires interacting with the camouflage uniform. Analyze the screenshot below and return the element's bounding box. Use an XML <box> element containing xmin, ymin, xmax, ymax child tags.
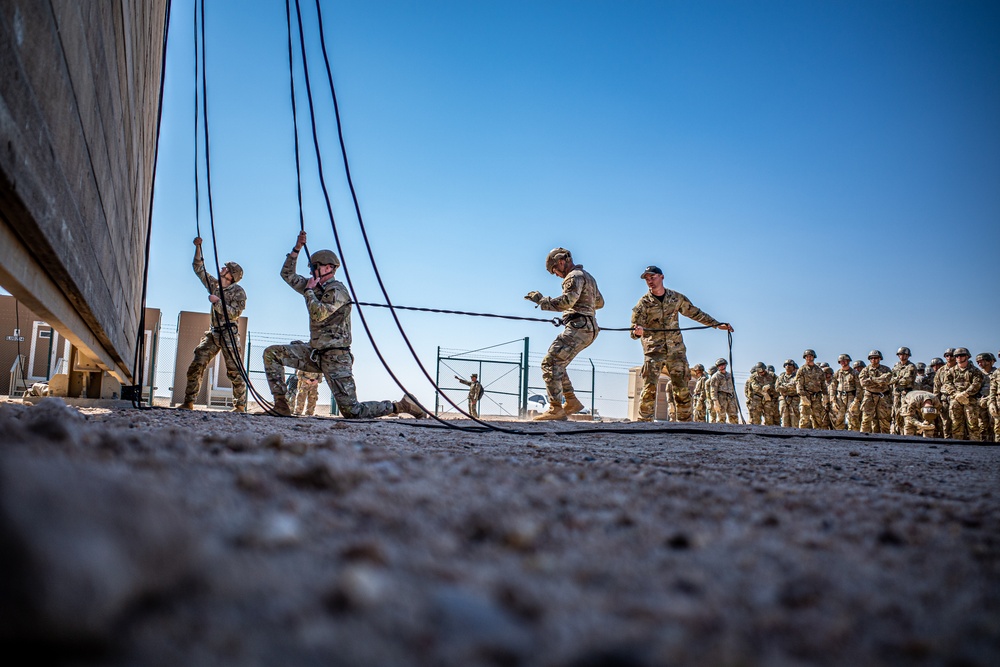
<box><xmin>536</xmin><ymin>263</ymin><xmax>603</xmax><ymax>410</ymax></box>
<box><xmin>989</xmin><ymin>366</ymin><xmax>1000</xmax><ymax>441</ymax></box>
<box><xmin>795</xmin><ymin>363</ymin><xmax>828</xmax><ymax>429</ymax></box>
<box><xmin>631</xmin><ymin>289</ymin><xmax>722</xmax><ymax>421</ymax></box>
<box><xmin>745</xmin><ymin>366</ymin><xmax>776</xmax><ymax>425</ymax></box>
<box><xmin>263</xmin><ymin>252</ymin><xmax>396</xmax><ymax>419</ymax></box>
<box><xmin>858</xmin><ymin>361</ymin><xmax>893</xmax><ymax>434</ymax></box>
<box><xmin>775</xmin><ymin>366</ymin><xmax>800</xmax><ymax>428</ymax></box>
<box><xmin>458</xmin><ymin>377</ymin><xmax>484</xmax><ymax>418</ymax></box>
<box><xmin>764</xmin><ymin>369</ymin><xmax>780</xmax><ymax>426</ymax></box>
<box><xmin>707</xmin><ymin>367</ymin><xmax>721</xmax><ymax>422</ymax></box>
<box><xmin>943</xmin><ymin>361</ymin><xmax>984</xmax><ymax>442</ymax></box>
<box><xmin>708</xmin><ymin>367</ymin><xmax>738</xmax><ymax>424</ymax></box>
<box><xmin>692</xmin><ymin>370</ymin><xmax>709</xmax><ymax>422</ymax></box>
<box><xmin>890</xmin><ymin>358</ymin><xmax>917</xmax><ymax>434</ymax></box>
<box><xmin>975</xmin><ymin>373</ymin><xmax>993</xmax><ymax>443</ymax></box>
<box><xmin>934</xmin><ymin>354</ymin><xmax>958</xmax><ymax>438</ymax></box>
<box><xmin>184</xmin><ymin>254</ymin><xmax>247</xmax><ymax>409</ymax></box>
<box><xmin>294</xmin><ymin>370</ymin><xmax>323</xmax><ymax>416</ymax></box>
<box><xmin>900</xmin><ymin>390</ymin><xmax>944</xmax><ymax>438</ymax></box>
<box><xmin>831</xmin><ymin>366</ymin><xmax>862</xmax><ymax>431</ymax></box>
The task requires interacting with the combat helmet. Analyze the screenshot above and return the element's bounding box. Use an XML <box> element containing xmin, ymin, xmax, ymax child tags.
<box><xmin>837</xmin><ymin>353</ymin><xmax>852</xmax><ymax>363</ymax></box>
<box><xmin>916</xmin><ymin>362</ymin><xmax>926</xmax><ymax>371</ymax></box>
<box><xmin>767</xmin><ymin>365</ymin><xmax>775</xmax><ymax>373</ymax></box>
<box><xmin>976</xmin><ymin>352</ymin><xmax>995</xmax><ymax>363</ymax></box>
<box><xmin>897</xmin><ymin>346</ymin><xmax>911</xmax><ymax>356</ymax></box>
<box><xmin>752</xmin><ymin>362</ymin><xmax>766</xmax><ymax>372</ymax></box>
<box><xmin>929</xmin><ymin>357</ymin><xmax>945</xmax><ymax>367</ymax></box>
<box><xmin>852</xmin><ymin>360</ymin><xmax>865</xmax><ymax>370</ymax></box>
<box><xmin>944</xmin><ymin>348</ymin><xmax>956</xmax><ymax>357</ymax></box>
<box><xmin>224</xmin><ymin>261</ymin><xmax>243</xmax><ymax>283</ymax></box>
<box><xmin>953</xmin><ymin>347</ymin><xmax>971</xmax><ymax>357</ymax></box>
<box><xmin>783</xmin><ymin>359</ymin><xmax>797</xmax><ymax>368</ymax></box>
<box><xmin>868</xmin><ymin>349</ymin><xmax>883</xmax><ymax>360</ymax></box>
<box><xmin>692</xmin><ymin>363</ymin><xmax>705</xmax><ymax>372</ymax></box>
<box><xmin>715</xmin><ymin>357</ymin><xmax>728</xmax><ymax>367</ymax></box>
<box><xmin>309</xmin><ymin>249</ymin><xmax>341</xmax><ymax>271</ymax></box>
<box><xmin>802</xmin><ymin>349</ymin><xmax>816</xmax><ymax>359</ymax></box>
<box><xmin>545</xmin><ymin>247</ymin><xmax>572</xmax><ymax>274</ymax></box>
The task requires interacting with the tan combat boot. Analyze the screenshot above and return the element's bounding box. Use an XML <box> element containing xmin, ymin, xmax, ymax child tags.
<box><xmin>178</xmin><ymin>401</ymin><xmax>195</xmax><ymax>410</ymax></box>
<box><xmin>394</xmin><ymin>394</ymin><xmax>427</xmax><ymax>418</ymax></box>
<box><xmin>231</xmin><ymin>405</ymin><xmax>246</xmax><ymax>413</ymax></box>
<box><xmin>533</xmin><ymin>404</ymin><xmax>567</xmax><ymax>421</ymax></box>
<box><xmin>271</xmin><ymin>395</ymin><xmax>293</xmax><ymax>417</ymax></box>
<box><xmin>563</xmin><ymin>395</ymin><xmax>584</xmax><ymax>415</ymax></box>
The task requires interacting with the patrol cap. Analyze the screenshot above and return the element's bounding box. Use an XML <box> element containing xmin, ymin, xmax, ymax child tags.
<box><xmin>929</xmin><ymin>357</ymin><xmax>945</xmax><ymax>367</ymax></box>
<box><xmin>309</xmin><ymin>249</ymin><xmax>341</xmax><ymax>271</ymax></box>
<box><xmin>897</xmin><ymin>346</ymin><xmax>911</xmax><ymax>356</ymax></box>
<box><xmin>640</xmin><ymin>265</ymin><xmax>663</xmax><ymax>278</ymax></box>
<box><xmin>224</xmin><ymin>261</ymin><xmax>243</xmax><ymax>283</ymax></box>
<box><xmin>715</xmin><ymin>357</ymin><xmax>728</xmax><ymax>367</ymax></box>
<box><xmin>802</xmin><ymin>349</ymin><xmax>816</xmax><ymax>359</ymax></box>
<box><xmin>953</xmin><ymin>347</ymin><xmax>971</xmax><ymax>357</ymax></box>
<box><xmin>868</xmin><ymin>349</ymin><xmax>882</xmax><ymax>359</ymax></box>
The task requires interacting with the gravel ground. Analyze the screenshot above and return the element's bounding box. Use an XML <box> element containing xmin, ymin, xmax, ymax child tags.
<box><xmin>1</xmin><ymin>397</ymin><xmax>998</xmax><ymax>667</ymax></box>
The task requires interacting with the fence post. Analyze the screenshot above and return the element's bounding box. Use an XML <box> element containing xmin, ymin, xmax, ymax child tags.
<box><xmin>435</xmin><ymin>346</ymin><xmax>441</xmax><ymax>417</ymax></box>
<box><xmin>590</xmin><ymin>358</ymin><xmax>596</xmax><ymax>416</ymax></box>
<box><xmin>520</xmin><ymin>337</ymin><xmax>529</xmax><ymax>418</ymax></box>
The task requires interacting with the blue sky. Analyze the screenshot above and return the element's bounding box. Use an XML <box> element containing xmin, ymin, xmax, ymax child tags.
<box><xmin>145</xmin><ymin>0</ymin><xmax>1000</xmax><ymax>408</ymax></box>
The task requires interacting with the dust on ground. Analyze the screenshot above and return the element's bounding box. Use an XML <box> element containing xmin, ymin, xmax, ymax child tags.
<box><xmin>1</xmin><ymin>398</ymin><xmax>997</xmax><ymax>666</ymax></box>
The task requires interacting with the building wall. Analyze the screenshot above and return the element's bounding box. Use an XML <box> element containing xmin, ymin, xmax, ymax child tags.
<box><xmin>0</xmin><ymin>0</ymin><xmax>169</xmax><ymax>382</ymax></box>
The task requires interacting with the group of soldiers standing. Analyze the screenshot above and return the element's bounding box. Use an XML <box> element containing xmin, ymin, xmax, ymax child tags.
<box><xmin>675</xmin><ymin>347</ymin><xmax>998</xmax><ymax>442</ymax></box>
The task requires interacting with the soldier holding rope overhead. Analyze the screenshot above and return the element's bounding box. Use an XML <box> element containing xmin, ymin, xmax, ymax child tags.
<box><xmin>179</xmin><ymin>237</ymin><xmax>247</xmax><ymax>412</ymax></box>
<box><xmin>261</xmin><ymin>231</ymin><xmax>426</xmax><ymax>419</ymax></box>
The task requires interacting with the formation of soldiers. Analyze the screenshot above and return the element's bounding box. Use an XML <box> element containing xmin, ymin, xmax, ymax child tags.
<box><xmin>681</xmin><ymin>347</ymin><xmax>998</xmax><ymax>442</ymax></box>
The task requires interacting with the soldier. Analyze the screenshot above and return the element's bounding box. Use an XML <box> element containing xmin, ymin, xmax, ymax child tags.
<box><xmin>934</xmin><ymin>349</ymin><xmax>958</xmax><ymax>438</ymax></box>
<box><xmin>691</xmin><ymin>364</ymin><xmax>708</xmax><ymax>422</ymax></box>
<box><xmin>913</xmin><ymin>362</ymin><xmax>929</xmax><ymax>391</ymax></box>
<box><xmin>849</xmin><ymin>359</ymin><xmax>865</xmax><ymax>430</ymax></box>
<box><xmin>294</xmin><ymin>370</ymin><xmax>323</xmax><ymax>416</ymax></box>
<box><xmin>775</xmin><ymin>359</ymin><xmax>800</xmax><ymax>428</ymax></box>
<box><xmin>285</xmin><ymin>372</ymin><xmax>299</xmax><ymax>407</ymax></box>
<box><xmin>830</xmin><ymin>354</ymin><xmax>861</xmax><ymax>431</ymax></box>
<box><xmin>989</xmin><ymin>350</ymin><xmax>1000</xmax><ymax>442</ymax></box>
<box><xmin>890</xmin><ymin>346</ymin><xmax>917</xmax><ymax>434</ymax></box>
<box><xmin>974</xmin><ymin>353</ymin><xmax>995</xmax><ymax>442</ymax></box>
<box><xmin>745</xmin><ymin>362</ymin><xmax>775</xmax><ymax>426</ymax></box>
<box><xmin>707</xmin><ymin>364</ymin><xmax>721</xmax><ymax>422</ymax></box>
<box><xmin>925</xmin><ymin>357</ymin><xmax>944</xmax><ymax>393</ymax></box>
<box><xmin>455</xmin><ymin>373</ymin><xmax>485</xmax><ymax>419</ymax></box>
<box><xmin>795</xmin><ymin>349</ymin><xmax>828</xmax><ymax>429</ymax></box>
<box><xmin>942</xmin><ymin>348</ymin><xmax>984</xmax><ymax>441</ymax></box>
<box><xmin>900</xmin><ymin>390</ymin><xmax>944</xmax><ymax>438</ymax></box>
<box><xmin>708</xmin><ymin>357</ymin><xmax>738</xmax><ymax>424</ymax></box>
<box><xmin>858</xmin><ymin>350</ymin><xmax>893</xmax><ymax>434</ymax></box>
<box><xmin>628</xmin><ymin>265</ymin><xmax>733</xmax><ymax>422</ymax></box>
<box><xmin>262</xmin><ymin>231</ymin><xmax>425</xmax><ymax>419</ymax></box>
<box><xmin>822</xmin><ymin>365</ymin><xmax>836</xmax><ymax>428</ymax></box>
<box><xmin>662</xmin><ymin>376</ymin><xmax>677</xmax><ymax>421</ymax></box>
<box><xmin>525</xmin><ymin>247</ymin><xmax>604</xmax><ymax>421</ymax></box>
<box><xmin>180</xmin><ymin>237</ymin><xmax>247</xmax><ymax>412</ymax></box>
<box><xmin>764</xmin><ymin>364</ymin><xmax>780</xmax><ymax>426</ymax></box>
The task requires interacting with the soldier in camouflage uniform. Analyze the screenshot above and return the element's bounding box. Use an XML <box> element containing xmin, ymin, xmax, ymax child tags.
<box><xmin>900</xmin><ymin>390</ymin><xmax>944</xmax><ymax>438</ymax></box>
<box><xmin>706</xmin><ymin>364</ymin><xmax>721</xmax><ymax>422</ymax></box>
<box><xmin>889</xmin><ymin>346</ymin><xmax>917</xmax><ymax>434</ymax></box>
<box><xmin>709</xmin><ymin>357</ymin><xmax>739</xmax><ymax>424</ymax></box>
<box><xmin>913</xmin><ymin>362</ymin><xmax>929</xmax><ymax>391</ymax></box>
<box><xmin>745</xmin><ymin>362</ymin><xmax>776</xmax><ymax>426</ymax></box>
<box><xmin>989</xmin><ymin>350</ymin><xmax>1000</xmax><ymax>442</ymax></box>
<box><xmin>455</xmin><ymin>373</ymin><xmax>485</xmax><ymax>419</ymax></box>
<box><xmin>262</xmin><ymin>232</ymin><xmax>425</xmax><ymax>419</ymax></box>
<box><xmin>849</xmin><ymin>359</ymin><xmax>865</xmax><ymax>429</ymax></box>
<box><xmin>525</xmin><ymin>248</ymin><xmax>603</xmax><ymax>421</ymax></box>
<box><xmin>180</xmin><ymin>237</ymin><xmax>247</xmax><ymax>412</ymax></box>
<box><xmin>764</xmin><ymin>365</ymin><xmax>780</xmax><ymax>426</ymax></box>
<box><xmin>629</xmin><ymin>265</ymin><xmax>733</xmax><ymax>422</ymax></box>
<box><xmin>925</xmin><ymin>358</ymin><xmax>943</xmax><ymax>394</ymax></box>
<box><xmin>830</xmin><ymin>354</ymin><xmax>861</xmax><ymax>431</ymax></box>
<box><xmin>941</xmin><ymin>348</ymin><xmax>984</xmax><ymax>441</ymax></box>
<box><xmin>691</xmin><ymin>364</ymin><xmax>708</xmax><ymax>422</ymax></box>
<box><xmin>934</xmin><ymin>349</ymin><xmax>958</xmax><ymax>438</ymax></box>
<box><xmin>775</xmin><ymin>359</ymin><xmax>800</xmax><ymax>428</ymax></box>
<box><xmin>859</xmin><ymin>350</ymin><xmax>893</xmax><ymax>434</ymax></box>
<box><xmin>294</xmin><ymin>370</ymin><xmax>323</xmax><ymax>416</ymax></box>
<box><xmin>795</xmin><ymin>349</ymin><xmax>828</xmax><ymax>429</ymax></box>
<box><xmin>974</xmin><ymin>353</ymin><xmax>995</xmax><ymax>442</ymax></box>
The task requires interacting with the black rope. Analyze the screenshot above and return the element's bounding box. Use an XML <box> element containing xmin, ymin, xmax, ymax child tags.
<box><xmin>130</xmin><ymin>0</ymin><xmax>173</xmax><ymax>409</ymax></box>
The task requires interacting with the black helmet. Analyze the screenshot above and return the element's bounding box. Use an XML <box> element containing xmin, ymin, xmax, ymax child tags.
<box><xmin>802</xmin><ymin>349</ymin><xmax>817</xmax><ymax>359</ymax></box>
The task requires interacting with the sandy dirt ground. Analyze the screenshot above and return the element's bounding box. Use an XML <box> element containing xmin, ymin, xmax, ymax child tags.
<box><xmin>1</xmin><ymin>397</ymin><xmax>997</xmax><ymax>667</ymax></box>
